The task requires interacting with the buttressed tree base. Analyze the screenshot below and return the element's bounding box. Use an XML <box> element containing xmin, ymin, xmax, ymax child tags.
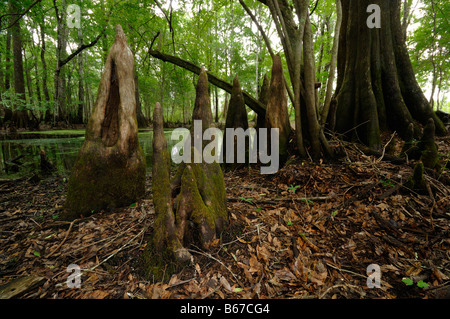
<box><xmin>145</xmin><ymin>69</ymin><xmax>228</xmax><ymax>279</ymax></box>
<box><xmin>62</xmin><ymin>25</ymin><xmax>146</xmax><ymax>220</ymax></box>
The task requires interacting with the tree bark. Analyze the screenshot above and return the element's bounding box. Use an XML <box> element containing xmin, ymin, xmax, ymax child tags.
<box><xmin>255</xmin><ymin>0</ymin><xmax>332</xmax><ymax>159</ymax></box>
<box><xmin>134</xmin><ymin>73</ymin><xmax>149</xmax><ymax>127</ymax></box>
<box><xmin>9</xmin><ymin>0</ymin><xmax>30</xmax><ymax>128</ymax></box>
<box><xmin>320</xmin><ymin>0</ymin><xmax>342</xmax><ymax>126</ymax></box>
<box><xmin>149</xmin><ymin>68</ymin><xmax>228</xmax><ymax>270</ymax></box>
<box><xmin>330</xmin><ymin>0</ymin><xmax>446</xmax><ymax>149</ymax></box>
<box><xmin>54</xmin><ymin>0</ymin><xmax>68</xmax><ymax>122</ymax></box>
<box><xmin>63</xmin><ymin>25</ymin><xmax>146</xmax><ymax>220</ymax></box>
<box><xmin>76</xmin><ymin>28</ymin><xmax>84</xmax><ymax>124</ymax></box>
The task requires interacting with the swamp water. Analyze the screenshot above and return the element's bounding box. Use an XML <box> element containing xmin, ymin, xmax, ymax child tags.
<box><xmin>0</xmin><ymin>129</ymin><xmax>184</xmax><ymax>178</ymax></box>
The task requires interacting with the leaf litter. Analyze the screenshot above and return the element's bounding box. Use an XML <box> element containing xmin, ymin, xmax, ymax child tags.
<box><xmin>0</xmin><ymin>134</ymin><xmax>449</xmax><ymax>299</ymax></box>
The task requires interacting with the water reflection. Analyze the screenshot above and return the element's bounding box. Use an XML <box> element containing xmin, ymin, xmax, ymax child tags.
<box><xmin>0</xmin><ymin>129</ymin><xmax>181</xmax><ymax>177</ymax></box>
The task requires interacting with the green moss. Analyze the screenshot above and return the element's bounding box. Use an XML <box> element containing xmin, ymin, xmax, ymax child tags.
<box><xmin>142</xmin><ymin>239</ymin><xmax>188</xmax><ymax>282</ymax></box>
<box><xmin>405</xmin><ymin>162</ymin><xmax>427</xmax><ymax>194</ymax></box>
<box><xmin>418</xmin><ymin>119</ymin><xmax>440</xmax><ymax>169</ymax></box>
<box><xmin>62</xmin><ymin>140</ymin><xmax>146</xmax><ymax>220</ymax></box>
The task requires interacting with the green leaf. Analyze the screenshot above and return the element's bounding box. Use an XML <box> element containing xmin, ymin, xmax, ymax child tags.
<box><xmin>33</xmin><ymin>251</ymin><xmax>41</xmax><ymax>257</ymax></box>
<box><xmin>130</xmin><ymin>202</ymin><xmax>137</xmax><ymax>208</ymax></box>
<box><xmin>417</xmin><ymin>281</ymin><xmax>429</xmax><ymax>288</ymax></box>
<box><xmin>234</xmin><ymin>287</ymin><xmax>244</xmax><ymax>292</ymax></box>
<box><xmin>402</xmin><ymin>278</ymin><xmax>414</xmax><ymax>286</ymax></box>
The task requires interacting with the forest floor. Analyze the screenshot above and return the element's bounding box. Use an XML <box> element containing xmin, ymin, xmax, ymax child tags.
<box><xmin>0</xmin><ymin>134</ymin><xmax>449</xmax><ymax>299</ymax></box>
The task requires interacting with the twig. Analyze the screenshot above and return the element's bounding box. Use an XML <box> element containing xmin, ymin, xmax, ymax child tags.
<box><xmin>86</xmin><ymin>227</ymin><xmax>147</xmax><ymax>272</ymax></box>
<box><xmin>46</xmin><ymin>219</ymin><xmax>79</xmax><ymax>258</ymax></box>
<box><xmin>187</xmin><ymin>247</ymin><xmax>244</xmax><ymax>289</ymax></box>
<box><xmin>319</xmin><ymin>284</ymin><xmax>364</xmax><ymax>299</ymax></box>
<box><xmin>376</xmin><ymin>132</ymin><xmax>396</xmax><ymax>163</ymax></box>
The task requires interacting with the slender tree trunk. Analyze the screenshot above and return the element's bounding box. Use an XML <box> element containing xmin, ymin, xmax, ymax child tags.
<box><xmin>39</xmin><ymin>22</ymin><xmax>51</xmax><ymax>121</ymax></box>
<box><xmin>321</xmin><ymin>0</ymin><xmax>342</xmax><ymax>127</ymax></box>
<box><xmin>5</xmin><ymin>27</ymin><xmax>11</xmax><ymax>91</ymax></box>
<box><xmin>303</xmin><ymin>15</ymin><xmax>321</xmax><ymax>159</ymax></box>
<box><xmin>75</xmin><ymin>28</ymin><xmax>85</xmax><ymax>124</ymax></box>
<box><xmin>54</xmin><ymin>0</ymin><xmax>68</xmax><ymax>122</ymax></box>
<box><xmin>257</xmin><ymin>0</ymin><xmax>331</xmax><ymax>159</ymax></box>
<box><xmin>9</xmin><ymin>0</ymin><xmax>30</xmax><ymax>128</ymax></box>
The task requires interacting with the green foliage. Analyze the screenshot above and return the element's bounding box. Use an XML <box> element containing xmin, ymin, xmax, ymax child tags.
<box><xmin>288</xmin><ymin>184</ymin><xmax>301</xmax><ymax>193</ymax></box>
<box><xmin>408</xmin><ymin>0</ymin><xmax>449</xmax><ymax>111</ymax></box>
<box><xmin>402</xmin><ymin>277</ymin><xmax>414</xmax><ymax>286</ymax></box>
<box><xmin>0</xmin><ymin>0</ymin><xmax>447</xmax><ymax>124</ymax></box>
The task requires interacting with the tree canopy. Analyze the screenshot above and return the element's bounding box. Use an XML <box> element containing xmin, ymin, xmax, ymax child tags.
<box><xmin>0</xmin><ymin>0</ymin><xmax>448</xmax><ymax>127</ymax></box>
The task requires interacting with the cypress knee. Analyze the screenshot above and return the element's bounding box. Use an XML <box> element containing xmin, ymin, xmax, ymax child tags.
<box><xmin>62</xmin><ymin>25</ymin><xmax>146</xmax><ymax>220</ymax></box>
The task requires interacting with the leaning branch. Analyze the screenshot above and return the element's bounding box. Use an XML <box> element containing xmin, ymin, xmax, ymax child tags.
<box><xmin>148</xmin><ymin>49</ymin><xmax>266</xmax><ymax>116</ymax></box>
<box><xmin>0</xmin><ymin>0</ymin><xmax>42</xmax><ymax>31</ymax></box>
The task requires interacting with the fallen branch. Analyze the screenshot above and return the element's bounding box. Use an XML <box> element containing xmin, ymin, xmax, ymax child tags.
<box><xmin>148</xmin><ymin>49</ymin><xmax>266</xmax><ymax>116</ymax></box>
<box><xmin>356</xmin><ymin>144</ymin><xmax>406</xmax><ymax>164</ymax></box>
<box><xmin>46</xmin><ymin>219</ymin><xmax>79</xmax><ymax>258</ymax></box>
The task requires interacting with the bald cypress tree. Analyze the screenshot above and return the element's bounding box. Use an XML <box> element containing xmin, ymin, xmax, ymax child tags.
<box><xmin>329</xmin><ymin>0</ymin><xmax>446</xmax><ymax>148</ymax></box>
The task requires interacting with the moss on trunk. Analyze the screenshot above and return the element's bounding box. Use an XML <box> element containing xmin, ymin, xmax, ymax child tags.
<box><xmin>331</xmin><ymin>0</ymin><xmax>446</xmax><ymax>148</ymax></box>
<box><xmin>62</xmin><ymin>25</ymin><xmax>146</xmax><ymax>220</ymax></box>
<box><xmin>144</xmin><ymin>69</ymin><xmax>228</xmax><ymax>276</ymax></box>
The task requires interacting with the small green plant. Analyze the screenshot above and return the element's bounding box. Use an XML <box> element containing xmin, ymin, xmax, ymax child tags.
<box><xmin>301</xmin><ymin>198</ymin><xmax>314</xmax><ymax>205</ymax></box>
<box><xmin>402</xmin><ymin>278</ymin><xmax>414</xmax><ymax>286</ymax></box>
<box><xmin>331</xmin><ymin>210</ymin><xmax>338</xmax><ymax>217</ymax></box>
<box><xmin>417</xmin><ymin>280</ymin><xmax>429</xmax><ymax>288</ymax></box>
<box><xmin>402</xmin><ymin>278</ymin><xmax>430</xmax><ymax>289</ymax></box>
<box><xmin>380</xmin><ymin>179</ymin><xmax>395</xmax><ymax>187</ymax></box>
<box><xmin>239</xmin><ymin>196</ymin><xmax>254</xmax><ymax>205</ymax></box>
<box><xmin>288</xmin><ymin>184</ymin><xmax>301</xmax><ymax>194</ymax></box>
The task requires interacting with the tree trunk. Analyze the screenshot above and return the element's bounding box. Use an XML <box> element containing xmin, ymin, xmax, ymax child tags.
<box><xmin>303</xmin><ymin>15</ymin><xmax>321</xmax><ymax>159</ymax></box>
<box><xmin>75</xmin><ymin>28</ymin><xmax>85</xmax><ymax>124</ymax></box>
<box><xmin>330</xmin><ymin>0</ymin><xmax>446</xmax><ymax>148</ymax></box>
<box><xmin>320</xmin><ymin>0</ymin><xmax>342</xmax><ymax>127</ymax></box>
<box><xmin>256</xmin><ymin>0</ymin><xmax>331</xmax><ymax>159</ymax></box>
<box><xmin>39</xmin><ymin>21</ymin><xmax>51</xmax><ymax>122</ymax></box>
<box><xmin>54</xmin><ymin>0</ymin><xmax>68</xmax><ymax>122</ymax></box>
<box><xmin>134</xmin><ymin>73</ymin><xmax>148</xmax><ymax>127</ymax></box>
<box><xmin>63</xmin><ymin>25</ymin><xmax>146</xmax><ymax>220</ymax></box>
<box><xmin>5</xmin><ymin>27</ymin><xmax>11</xmax><ymax>91</ymax></box>
<box><xmin>9</xmin><ymin>0</ymin><xmax>30</xmax><ymax>129</ymax></box>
